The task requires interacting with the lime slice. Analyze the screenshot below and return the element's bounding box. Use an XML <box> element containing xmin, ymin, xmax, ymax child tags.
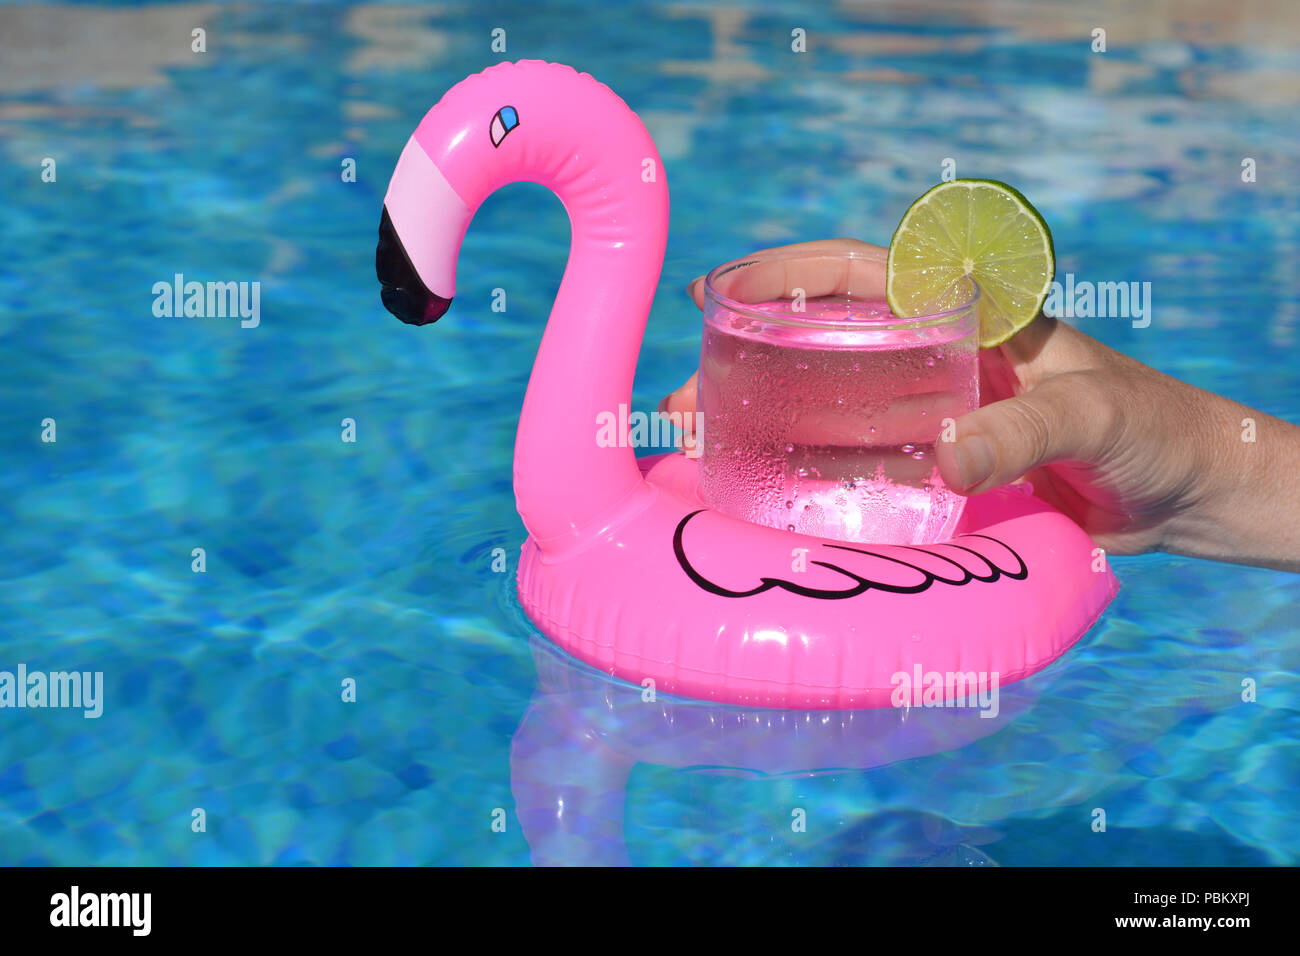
<box><xmin>886</xmin><ymin>179</ymin><xmax>1055</xmax><ymax>348</ymax></box>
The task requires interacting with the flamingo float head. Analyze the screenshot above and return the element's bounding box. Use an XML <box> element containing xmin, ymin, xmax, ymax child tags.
<box><xmin>376</xmin><ymin>59</ymin><xmax>668</xmax><ymax>327</ymax></box>
<box><xmin>373</xmin><ymin>78</ymin><xmax>513</xmax><ymax>325</ymax></box>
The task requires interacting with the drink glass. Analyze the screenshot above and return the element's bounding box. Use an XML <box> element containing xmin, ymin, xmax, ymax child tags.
<box><xmin>697</xmin><ymin>246</ymin><xmax>980</xmax><ymax>545</ymax></box>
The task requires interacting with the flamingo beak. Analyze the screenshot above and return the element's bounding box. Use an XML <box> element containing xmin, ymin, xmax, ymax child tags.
<box><xmin>376</xmin><ymin>205</ymin><xmax>453</xmax><ymax>325</ymax></box>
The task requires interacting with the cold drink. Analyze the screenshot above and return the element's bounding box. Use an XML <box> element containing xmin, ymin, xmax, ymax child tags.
<box><xmin>699</xmin><ymin>279</ymin><xmax>979</xmax><ymax>545</ymax></box>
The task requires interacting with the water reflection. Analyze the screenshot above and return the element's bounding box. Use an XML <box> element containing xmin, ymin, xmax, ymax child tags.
<box><xmin>510</xmin><ymin>634</ymin><xmax>1037</xmax><ymax>866</ymax></box>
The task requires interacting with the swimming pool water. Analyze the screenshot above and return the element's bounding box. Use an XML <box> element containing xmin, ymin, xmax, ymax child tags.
<box><xmin>1</xmin><ymin>0</ymin><xmax>1298</xmax><ymax>866</ymax></box>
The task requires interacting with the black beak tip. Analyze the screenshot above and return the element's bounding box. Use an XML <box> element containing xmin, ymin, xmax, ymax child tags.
<box><xmin>380</xmin><ymin>285</ymin><xmax>453</xmax><ymax>326</ymax></box>
<box><xmin>376</xmin><ymin>204</ymin><xmax>452</xmax><ymax>326</ymax></box>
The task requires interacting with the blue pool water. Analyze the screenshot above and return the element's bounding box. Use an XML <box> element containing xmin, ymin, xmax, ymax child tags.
<box><xmin>1</xmin><ymin>1</ymin><xmax>1297</xmax><ymax>866</ymax></box>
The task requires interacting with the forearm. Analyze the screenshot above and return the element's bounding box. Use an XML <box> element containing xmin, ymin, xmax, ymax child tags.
<box><xmin>1166</xmin><ymin>392</ymin><xmax>1300</xmax><ymax>572</ymax></box>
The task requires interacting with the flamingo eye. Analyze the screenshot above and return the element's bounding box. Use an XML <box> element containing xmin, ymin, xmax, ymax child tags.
<box><xmin>489</xmin><ymin>106</ymin><xmax>519</xmax><ymax>147</ymax></box>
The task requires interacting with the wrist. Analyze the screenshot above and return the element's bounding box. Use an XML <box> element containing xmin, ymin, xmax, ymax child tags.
<box><xmin>1164</xmin><ymin>393</ymin><xmax>1300</xmax><ymax>571</ymax></box>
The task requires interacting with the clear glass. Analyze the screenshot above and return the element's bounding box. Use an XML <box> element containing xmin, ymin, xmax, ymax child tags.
<box><xmin>698</xmin><ymin>246</ymin><xmax>980</xmax><ymax>545</ymax></box>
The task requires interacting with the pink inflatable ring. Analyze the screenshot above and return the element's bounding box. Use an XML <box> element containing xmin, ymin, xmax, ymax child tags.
<box><xmin>376</xmin><ymin>60</ymin><xmax>1119</xmax><ymax>709</ymax></box>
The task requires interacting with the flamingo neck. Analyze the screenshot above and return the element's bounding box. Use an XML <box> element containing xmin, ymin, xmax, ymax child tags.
<box><xmin>513</xmin><ymin>211</ymin><xmax>666</xmax><ymax>547</ymax></box>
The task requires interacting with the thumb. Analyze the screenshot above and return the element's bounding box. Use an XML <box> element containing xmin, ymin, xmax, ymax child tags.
<box><xmin>935</xmin><ymin>374</ymin><xmax>1113</xmax><ymax>495</ymax></box>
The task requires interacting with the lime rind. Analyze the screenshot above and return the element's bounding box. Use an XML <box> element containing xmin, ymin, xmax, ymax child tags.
<box><xmin>886</xmin><ymin>179</ymin><xmax>1055</xmax><ymax>348</ymax></box>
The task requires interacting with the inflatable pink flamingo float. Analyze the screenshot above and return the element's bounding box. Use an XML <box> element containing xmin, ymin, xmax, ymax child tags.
<box><xmin>377</xmin><ymin>60</ymin><xmax>1118</xmax><ymax>709</ymax></box>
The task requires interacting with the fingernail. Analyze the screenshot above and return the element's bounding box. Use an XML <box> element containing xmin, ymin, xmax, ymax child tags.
<box><xmin>955</xmin><ymin>435</ymin><xmax>995</xmax><ymax>491</ymax></box>
<box><xmin>656</xmin><ymin>394</ymin><xmax>670</xmax><ymax>417</ymax></box>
